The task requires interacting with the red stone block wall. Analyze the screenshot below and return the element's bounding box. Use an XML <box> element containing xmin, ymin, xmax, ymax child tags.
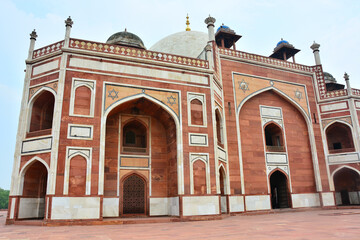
<box><xmin>190</xmin><ymin>99</ymin><xmax>203</xmax><ymax>125</ymax></box>
<box><xmin>193</xmin><ymin>160</ymin><xmax>207</xmax><ymax>194</ymax></box>
<box><xmin>221</xmin><ymin>58</ymin><xmax>330</xmax><ymax>193</ymax></box>
<box><xmin>68</xmin><ymin>155</ymin><xmax>87</xmax><ymax>196</ymax></box>
<box><xmin>73</xmin><ymin>86</ymin><xmax>91</xmax><ymax>115</ymax></box>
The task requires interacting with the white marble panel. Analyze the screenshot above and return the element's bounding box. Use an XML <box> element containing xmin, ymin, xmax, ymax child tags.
<box><xmin>70</xmin><ymin>58</ymin><xmax>208</xmax><ymax>85</ymax></box>
<box><xmin>32</xmin><ymin>59</ymin><xmax>59</xmax><ymax>76</ymax></box>
<box><xmin>356</xmin><ymin>101</ymin><xmax>360</xmax><ymax>109</ymax></box>
<box><xmin>102</xmin><ymin>198</ymin><xmax>119</xmax><ymax>217</ymax></box>
<box><xmin>182</xmin><ymin>196</ymin><xmax>219</xmax><ymax>216</ymax></box>
<box><xmin>213</xmin><ymin>81</ymin><xmax>222</xmax><ymax>97</ymax></box>
<box><xmin>321</xmin><ymin>192</ymin><xmax>335</xmax><ymax>207</ymax></box>
<box><xmin>168</xmin><ymin>197</ymin><xmax>180</xmax><ymax>216</ymax></box>
<box><xmin>291</xmin><ymin>193</ymin><xmax>320</xmax><ymax>208</ymax></box>
<box><xmin>220</xmin><ymin>196</ymin><xmax>227</xmax><ymax>213</ymax></box>
<box><xmin>266</xmin><ymin>153</ymin><xmax>287</xmax><ymax>164</ymax></box>
<box><xmin>229</xmin><ymin>196</ymin><xmax>245</xmax><ymax>212</ymax></box>
<box><xmin>68</xmin><ymin>124</ymin><xmax>93</xmax><ymax>139</ymax></box>
<box><xmin>321</xmin><ymin>102</ymin><xmax>347</xmax><ymax>112</ymax></box>
<box><xmin>349</xmin><ymin>192</ymin><xmax>360</xmax><ymax>204</ymax></box>
<box><xmin>22</xmin><ymin>137</ymin><xmax>52</xmax><ymax>154</ymax></box>
<box><xmin>189</xmin><ymin>133</ymin><xmax>208</xmax><ymax>146</ymax></box>
<box><xmin>245</xmin><ymin>195</ymin><xmax>271</xmax><ymax>211</ymax></box>
<box><xmin>18</xmin><ymin>198</ymin><xmax>45</xmax><ymax>219</ymax></box>
<box><xmin>261</xmin><ymin>106</ymin><xmax>282</xmax><ymax>118</ymax></box>
<box><xmin>335</xmin><ymin>192</ymin><xmax>342</xmax><ymax>205</ymax></box>
<box><xmin>328</xmin><ymin>153</ymin><xmax>359</xmax><ymax>164</ymax></box>
<box><xmin>150</xmin><ymin>198</ymin><xmax>168</xmax><ymax>216</ymax></box>
<box><xmin>9</xmin><ymin>198</ymin><xmax>16</xmax><ymax>219</ymax></box>
<box><xmin>218</xmin><ymin>147</ymin><xmax>226</xmax><ymax>161</ymax></box>
<box><xmin>51</xmin><ymin>197</ymin><xmax>100</xmax><ymax>220</ymax></box>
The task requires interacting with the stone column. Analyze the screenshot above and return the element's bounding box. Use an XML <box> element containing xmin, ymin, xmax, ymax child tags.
<box><xmin>64</xmin><ymin>16</ymin><xmax>73</xmax><ymax>47</ymax></box>
<box><xmin>344</xmin><ymin>72</ymin><xmax>352</xmax><ymax>96</ymax></box>
<box><xmin>310</xmin><ymin>42</ymin><xmax>321</xmax><ymax>65</ymax></box>
<box><xmin>205</xmin><ymin>44</ymin><xmax>213</xmax><ymax>70</ymax></box>
<box><xmin>344</xmin><ymin>73</ymin><xmax>360</xmax><ymax>152</ymax></box>
<box><xmin>27</xmin><ymin>30</ymin><xmax>37</xmax><ymax>60</ymax></box>
<box><xmin>205</xmin><ymin>15</ymin><xmax>216</xmax><ymax>42</ymax></box>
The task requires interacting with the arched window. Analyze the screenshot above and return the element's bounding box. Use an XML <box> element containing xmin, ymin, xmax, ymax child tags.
<box><xmin>74</xmin><ymin>86</ymin><xmax>92</xmax><ymax>116</ymax></box>
<box><xmin>326</xmin><ymin>122</ymin><xmax>355</xmax><ymax>154</ymax></box>
<box><xmin>215</xmin><ymin>109</ymin><xmax>224</xmax><ymax>147</ymax></box>
<box><xmin>264</xmin><ymin>123</ymin><xmax>285</xmax><ymax>152</ymax></box>
<box><xmin>190</xmin><ymin>99</ymin><xmax>204</xmax><ymax>125</ymax></box>
<box><xmin>28</xmin><ymin>91</ymin><xmax>55</xmax><ymax>136</ymax></box>
<box><xmin>122</xmin><ymin>120</ymin><xmax>147</xmax><ymax>153</ymax></box>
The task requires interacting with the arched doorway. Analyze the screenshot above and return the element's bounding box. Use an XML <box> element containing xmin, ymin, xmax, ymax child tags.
<box><xmin>219</xmin><ymin>167</ymin><xmax>227</xmax><ymax>213</ymax></box>
<box><xmin>122</xmin><ymin>174</ymin><xmax>146</xmax><ymax>215</ymax></box>
<box><xmin>19</xmin><ymin>161</ymin><xmax>48</xmax><ymax>219</ymax></box>
<box><xmin>270</xmin><ymin>170</ymin><xmax>290</xmax><ymax>209</ymax></box>
<box><xmin>333</xmin><ymin>167</ymin><xmax>360</xmax><ymax>205</ymax></box>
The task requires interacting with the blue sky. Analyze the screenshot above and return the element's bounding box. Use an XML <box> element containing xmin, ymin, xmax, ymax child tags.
<box><xmin>0</xmin><ymin>0</ymin><xmax>359</xmax><ymax>190</ymax></box>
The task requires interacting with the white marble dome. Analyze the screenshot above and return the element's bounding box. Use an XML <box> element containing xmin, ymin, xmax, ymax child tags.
<box><xmin>150</xmin><ymin>31</ymin><xmax>208</xmax><ymax>58</ymax></box>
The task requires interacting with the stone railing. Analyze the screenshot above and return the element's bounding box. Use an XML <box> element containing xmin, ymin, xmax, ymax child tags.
<box><xmin>352</xmin><ymin>89</ymin><xmax>360</xmax><ymax>96</ymax></box>
<box><xmin>32</xmin><ymin>40</ymin><xmax>64</xmax><ymax>59</ymax></box>
<box><xmin>266</xmin><ymin>145</ymin><xmax>286</xmax><ymax>152</ymax></box>
<box><xmin>324</xmin><ymin>89</ymin><xmax>348</xmax><ymax>98</ymax></box>
<box><xmin>218</xmin><ymin>48</ymin><xmax>313</xmax><ymax>72</ymax></box>
<box><xmin>68</xmin><ymin>38</ymin><xmax>209</xmax><ymax>69</ymax></box>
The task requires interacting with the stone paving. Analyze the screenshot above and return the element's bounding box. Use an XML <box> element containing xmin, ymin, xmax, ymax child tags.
<box><xmin>1</xmin><ymin>209</ymin><xmax>360</xmax><ymax>239</ymax></box>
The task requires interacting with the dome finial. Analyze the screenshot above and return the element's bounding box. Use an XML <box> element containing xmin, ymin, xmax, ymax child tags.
<box><xmin>186</xmin><ymin>14</ymin><xmax>191</xmax><ymax>31</ymax></box>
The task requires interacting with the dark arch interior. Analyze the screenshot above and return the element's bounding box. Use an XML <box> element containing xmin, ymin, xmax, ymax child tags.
<box><xmin>21</xmin><ymin>161</ymin><xmax>48</xmax><ymax>219</ymax></box>
<box><xmin>123</xmin><ymin>120</ymin><xmax>147</xmax><ymax>150</ymax></box>
<box><xmin>215</xmin><ymin>110</ymin><xmax>223</xmax><ymax>147</ymax></box>
<box><xmin>270</xmin><ymin>171</ymin><xmax>290</xmax><ymax>209</ymax></box>
<box><xmin>265</xmin><ymin>123</ymin><xmax>285</xmax><ymax>152</ymax></box>
<box><xmin>334</xmin><ymin>168</ymin><xmax>360</xmax><ymax>205</ymax></box>
<box><xmin>29</xmin><ymin>91</ymin><xmax>55</xmax><ymax>133</ymax></box>
<box><xmin>326</xmin><ymin>122</ymin><xmax>355</xmax><ymax>153</ymax></box>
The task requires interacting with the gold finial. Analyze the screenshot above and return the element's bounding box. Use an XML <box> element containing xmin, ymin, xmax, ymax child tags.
<box><xmin>186</xmin><ymin>14</ymin><xmax>191</xmax><ymax>31</ymax></box>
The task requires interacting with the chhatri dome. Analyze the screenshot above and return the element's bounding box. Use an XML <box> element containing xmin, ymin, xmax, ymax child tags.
<box><xmin>150</xmin><ymin>15</ymin><xmax>208</xmax><ymax>58</ymax></box>
<box><xmin>106</xmin><ymin>29</ymin><xmax>146</xmax><ymax>49</ymax></box>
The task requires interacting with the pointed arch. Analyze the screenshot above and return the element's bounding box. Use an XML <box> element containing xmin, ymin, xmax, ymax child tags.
<box><xmin>324</xmin><ymin>121</ymin><xmax>356</xmax><ymax>154</ymax></box>
<box><xmin>64</xmin><ymin>148</ymin><xmax>92</xmax><ymax>196</ymax></box>
<box><xmin>18</xmin><ymin>156</ymin><xmax>49</xmax><ymax>195</ymax></box>
<box><xmin>331</xmin><ymin>165</ymin><xmax>360</xmax><ymax>183</ymax></box>
<box><xmin>235</xmin><ymin>87</ymin><xmax>322</xmax><ymax>193</ymax></box>
<box><xmin>332</xmin><ymin>165</ymin><xmax>360</xmax><ymax>205</ymax></box>
<box><xmin>27</xmin><ymin>88</ymin><xmax>56</xmax><ymax>134</ymax></box>
<box><xmin>120</xmin><ymin>172</ymin><xmax>148</xmax><ymax>215</ymax></box>
<box><xmin>99</xmin><ymin>92</ymin><xmax>183</xmax><ymax>195</ymax></box>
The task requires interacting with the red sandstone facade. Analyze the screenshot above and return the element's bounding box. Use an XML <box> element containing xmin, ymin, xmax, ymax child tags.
<box><xmin>6</xmin><ymin>16</ymin><xmax>360</xmax><ymax>224</ymax></box>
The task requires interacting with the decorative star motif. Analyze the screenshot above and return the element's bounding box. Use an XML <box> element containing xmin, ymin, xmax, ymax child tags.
<box><xmin>167</xmin><ymin>95</ymin><xmax>176</xmax><ymax>106</ymax></box>
<box><xmin>294</xmin><ymin>89</ymin><xmax>302</xmax><ymax>101</ymax></box>
<box><xmin>108</xmin><ymin>88</ymin><xmax>119</xmax><ymax>100</ymax></box>
<box><xmin>238</xmin><ymin>79</ymin><xmax>249</xmax><ymax>93</ymax></box>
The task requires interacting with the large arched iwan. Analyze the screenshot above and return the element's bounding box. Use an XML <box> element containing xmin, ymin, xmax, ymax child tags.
<box><xmin>104</xmin><ymin>97</ymin><xmax>178</xmax><ymax>199</ymax></box>
<box><xmin>239</xmin><ymin>90</ymin><xmax>316</xmax><ymax>195</ymax></box>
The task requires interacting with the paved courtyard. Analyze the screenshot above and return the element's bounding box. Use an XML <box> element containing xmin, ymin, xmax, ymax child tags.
<box><xmin>1</xmin><ymin>209</ymin><xmax>360</xmax><ymax>239</ymax></box>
